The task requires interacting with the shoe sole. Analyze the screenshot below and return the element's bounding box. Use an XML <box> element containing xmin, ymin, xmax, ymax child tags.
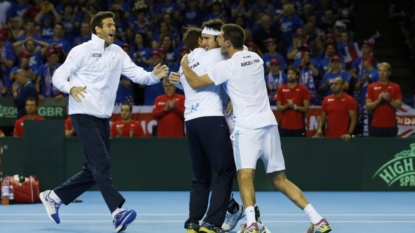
<box><xmin>39</xmin><ymin>191</ymin><xmax>60</xmax><ymax>224</ymax></box>
<box><xmin>116</xmin><ymin>211</ymin><xmax>137</xmax><ymax>232</ymax></box>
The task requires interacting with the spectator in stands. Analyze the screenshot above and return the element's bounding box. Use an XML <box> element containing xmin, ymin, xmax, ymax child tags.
<box><xmin>13</xmin><ymin>97</ymin><xmax>44</xmax><ymax>137</ymax></box>
<box><xmin>337</xmin><ymin>0</ymin><xmax>357</xmax><ymax>36</ymax></box>
<box><xmin>0</xmin><ymin>0</ymin><xmax>11</xmax><ymax>25</ymax></box>
<box><xmin>320</xmin><ymin>55</ymin><xmax>350</xmax><ymax>97</ymax></box>
<box><xmin>45</xmin><ymin>23</ymin><xmax>71</xmax><ymax>57</ymax></box>
<box><xmin>152</xmin><ymin>21</ymin><xmax>178</xmax><ymax>49</ymax></box>
<box><xmin>337</xmin><ymin>31</ymin><xmax>352</xmax><ymax>54</ymax></box>
<box><xmin>318</xmin><ymin>10</ymin><xmax>336</xmax><ymax>33</ymax></box>
<box><xmin>12</xmin><ymin>38</ymin><xmax>48</xmax><ymax>67</ymax></box>
<box><xmin>204</xmin><ymin>2</ymin><xmax>226</xmax><ymax>22</ymax></box>
<box><xmin>230</xmin><ymin>0</ymin><xmax>253</xmax><ymax>19</ymax></box>
<box><xmin>141</xmin><ymin>51</ymin><xmax>165</xmax><ymax>105</ymax></box>
<box><xmin>366</xmin><ymin>63</ymin><xmax>402</xmax><ymax>137</ymax></box>
<box><xmin>64</xmin><ymin>116</ymin><xmax>76</xmax><ymax>137</ymax></box>
<box><xmin>286</xmin><ymin>31</ymin><xmax>307</xmax><ymax>61</ymax></box>
<box><xmin>253</xmin><ymin>14</ymin><xmax>279</xmax><ymax>55</ymax></box>
<box><xmin>279</xmin><ymin>4</ymin><xmax>304</xmax><ymax>55</ymax></box>
<box><xmin>179</xmin><ymin>0</ymin><xmax>204</xmax><ymax>28</ymax></box>
<box><xmin>7</xmin><ymin>17</ymin><xmax>25</xmax><ymax>42</ymax></box>
<box><xmin>60</xmin><ymin>4</ymin><xmax>80</xmax><ymax>42</ymax></box>
<box><xmin>17</xmin><ymin>19</ymin><xmax>42</xmax><ymax>42</ymax></box>
<box><xmin>152</xmin><ymin>78</ymin><xmax>185</xmax><ymax>137</ymax></box>
<box><xmin>319</xmin><ymin>42</ymin><xmax>342</xmax><ymax>73</ymax></box>
<box><xmin>0</xmin><ymin>32</ymin><xmax>15</xmax><ymax>97</ymax></box>
<box><xmin>292</xmin><ymin>51</ymin><xmax>320</xmax><ymax>105</ymax></box>
<box><xmin>36</xmin><ymin>48</ymin><xmax>62</xmax><ymax>102</ymax></box>
<box><xmin>314</xmin><ymin>77</ymin><xmax>357</xmax><ymax>140</ymax></box>
<box><xmin>244</xmin><ymin>28</ymin><xmax>253</xmax><ymax>45</ymax></box>
<box><xmin>34</xmin><ymin>4</ymin><xmax>61</xmax><ymax>37</ymax></box>
<box><xmin>355</xmin><ymin>55</ymin><xmax>379</xmax><ymax>108</ymax></box>
<box><xmin>262</xmin><ymin>38</ymin><xmax>287</xmax><ymax>73</ymax></box>
<box><xmin>153</xmin><ymin>0</ymin><xmax>180</xmax><ymax>22</ymax></box>
<box><xmin>10</xmin><ymin>50</ymin><xmax>38</xmax><ymax>82</ymax></box>
<box><xmin>130</xmin><ymin>10</ymin><xmax>152</xmax><ymax>39</ymax></box>
<box><xmin>351</xmin><ymin>40</ymin><xmax>375</xmax><ymax>80</ymax></box>
<box><xmin>247</xmin><ymin>41</ymin><xmax>263</xmax><ymax>56</ymax></box>
<box><xmin>266</xmin><ymin>58</ymin><xmax>287</xmax><ymax>103</ymax></box>
<box><xmin>115</xmin><ymin>75</ymin><xmax>134</xmax><ymax>105</ymax></box>
<box><xmin>111</xmin><ymin>103</ymin><xmax>145</xmax><ymax>138</ymax></box>
<box><xmin>276</xmin><ymin>66</ymin><xmax>310</xmax><ymax>137</ymax></box>
<box><xmin>8</xmin><ymin>0</ymin><xmax>32</xmax><ymax>18</ymax></box>
<box><xmin>159</xmin><ymin>35</ymin><xmax>179</xmax><ymax>68</ymax></box>
<box><xmin>12</xmin><ymin>69</ymin><xmax>38</xmax><ymax>119</ymax></box>
<box><xmin>72</xmin><ymin>21</ymin><xmax>91</xmax><ymax>47</ymax></box>
<box><xmin>311</xmin><ymin>36</ymin><xmax>325</xmax><ymax>61</ymax></box>
<box><xmin>132</xmin><ymin>32</ymin><xmax>151</xmax><ymax>69</ymax></box>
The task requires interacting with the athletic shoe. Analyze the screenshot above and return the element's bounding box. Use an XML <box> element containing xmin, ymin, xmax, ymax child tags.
<box><xmin>222</xmin><ymin>204</ymin><xmax>245</xmax><ymax>231</ymax></box>
<box><xmin>237</xmin><ymin>222</ymin><xmax>271</xmax><ymax>233</ymax></box>
<box><xmin>239</xmin><ymin>223</ymin><xmax>260</xmax><ymax>233</ymax></box>
<box><xmin>39</xmin><ymin>190</ymin><xmax>61</xmax><ymax>224</ymax></box>
<box><xmin>187</xmin><ymin>222</ymin><xmax>200</xmax><ymax>233</ymax></box>
<box><xmin>306</xmin><ymin>218</ymin><xmax>331</xmax><ymax>233</ymax></box>
<box><xmin>113</xmin><ymin>209</ymin><xmax>137</xmax><ymax>232</ymax></box>
<box><xmin>199</xmin><ymin>222</ymin><xmax>224</xmax><ymax>233</ymax></box>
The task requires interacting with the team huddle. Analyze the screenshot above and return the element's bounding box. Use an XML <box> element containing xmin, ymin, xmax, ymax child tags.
<box><xmin>39</xmin><ymin>12</ymin><xmax>331</xmax><ymax>233</ymax></box>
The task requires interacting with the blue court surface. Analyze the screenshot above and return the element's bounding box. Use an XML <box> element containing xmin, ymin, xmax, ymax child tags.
<box><xmin>0</xmin><ymin>191</ymin><xmax>413</xmax><ymax>233</ymax></box>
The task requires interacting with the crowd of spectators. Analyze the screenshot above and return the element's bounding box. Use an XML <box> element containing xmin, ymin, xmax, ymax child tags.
<box><xmin>0</xmin><ymin>0</ymin><xmax>404</xmax><ymax>138</ymax></box>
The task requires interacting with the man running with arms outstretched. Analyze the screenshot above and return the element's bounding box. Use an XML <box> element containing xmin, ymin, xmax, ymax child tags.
<box><xmin>180</xmin><ymin>24</ymin><xmax>332</xmax><ymax>233</ymax></box>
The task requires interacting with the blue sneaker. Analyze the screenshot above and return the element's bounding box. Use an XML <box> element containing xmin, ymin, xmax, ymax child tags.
<box><xmin>39</xmin><ymin>190</ymin><xmax>61</xmax><ymax>224</ymax></box>
<box><xmin>113</xmin><ymin>209</ymin><xmax>137</xmax><ymax>232</ymax></box>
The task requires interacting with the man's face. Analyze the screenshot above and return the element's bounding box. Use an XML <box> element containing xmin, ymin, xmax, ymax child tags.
<box><xmin>331</xmin><ymin>60</ymin><xmax>341</xmax><ymax>70</ymax></box>
<box><xmin>150</xmin><ymin>54</ymin><xmax>161</xmax><ymax>65</ymax></box>
<box><xmin>163</xmin><ymin>81</ymin><xmax>176</xmax><ymax>96</ymax></box>
<box><xmin>361</xmin><ymin>44</ymin><xmax>371</xmax><ymax>55</ymax></box>
<box><xmin>270</xmin><ymin>64</ymin><xmax>280</xmax><ymax>73</ymax></box>
<box><xmin>96</xmin><ymin>17</ymin><xmax>116</xmax><ymax>45</ymax></box>
<box><xmin>330</xmin><ymin>78</ymin><xmax>343</xmax><ymax>94</ymax></box>
<box><xmin>81</xmin><ymin>23</ymin><xmax>90</xmax><ymax>35</ymax></box>
<box><xmin>217</xmin><ymin>31</ymin><xmax>228</xmax><ymax>55</ymax></box>
<box><xmin>363</xmin><ymin>60</ymin><xmax>371</xmax><ymax>69</ymax></box>
<box><xmin>120</xmin><ymin>105</ymin><xmax>132</xmax><ymax>121</ymax></box>
<box><xmin>15</xmin><ymin>74</ymin><xmax>26</xmax><ymax>85</ymax></box>
<box><xmin>21</xmin><ymin>57</ymin><xmax>29</xmax><ymax>67</ymax></box>
<box><xmin>162</xmin><ymin>36</ymin><xmax>171</xmax><ymax>48</ymax></box>
<box><xmin>341</xmin><ymin>32</ymin><xmax>349</xmax><ymax>43</ymax></box>
<box><xmin>266</xmin><ymin>42</ymin><xmax>277</xmax><ymax>52</ymax></box>
<box><xmin>25</xmin><ymin>40</ymin><xmax>35</xmax><ymax>52</ymax></box>
<box><xmin>25</xmin><ymin>22</ymin><xmax>35</xmax><ymax>33</ymax></box>
<box><xmin>326</xmin><ymin>45</ymin><xmax>335</xmax><ymax>56</ymax></box>
<box><xmin>25</xmin><ymin>100</ymin><xmax>38</xmax><ymax>115</ymax></box>
<box><xmin>287</xmin><ymin>70</ymin><xmax>298</xmax><ymax>83</ymax></box>
<box><xmin>202</xmin><ymin>33</ymin><xmax>218</xmax><ymax>51</ymax></box>
<box><xmin>48</xmin><ymin>53</ymin><xmax>59</xmax><ymax>66</ymax></box>
<box><xmin>378</xmin><ymin>66</ymin><xmax>390</xmax><ymax>80</ymax></box>
<box><xmin>53</xmin><ymin>25</ymin><xmax>64</xmax><ymax>38</ymax></box>
<box><xmin>261</xmin><ymin>16</ymin><xmax>272</xmax><ymax>29</ymax></box>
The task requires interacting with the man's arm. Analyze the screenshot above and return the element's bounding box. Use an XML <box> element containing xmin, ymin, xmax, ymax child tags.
<box><xmin>152</xmin><ymin>97</ymin><xmax>169</xmax><ymax>119</ymax></box>
<box><xmin>181</xmin><ymin>54</ymin><xmax>214</xmax><ymax>89</ymax></box>
<box><xmin>52</xmin><ymin>47</ymin><xmax>83</xmax><ymax>94</ymax></box>
<box><xmin>276</xmin><ymin>100</ymin><xmax>289</xmax><ymax>112</ymax></box>
<box><xmin>347</xmin><ymin>110</ymin><xmax>357</xmax><ymax>134</ymax></box>
<box><xmin>313</xmin><ymin>111</ymin><xmax>326</xmax><ymax>137</ymax></box>
<box><xmin>173</xmin><ymin>97</ymin><xmax>185</xmax><ymax>117</ymax></box>
<box><xmin>121</xmin><ymin>50</ymin><xmax>168</xmax><ymax>85</ymax></box>
<box><xmin>389</xmin><ymin>98</ymin><xmax>402</xmax><ymax>109</ymax></box>
<box><xmin>296</xmin><ymin>100</ymin><xmax>310</xmax><ymax>113</ymax></box>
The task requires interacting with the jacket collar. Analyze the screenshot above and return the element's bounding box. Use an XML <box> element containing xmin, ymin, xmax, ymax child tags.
<box><xmin>91</xmin><ymin>34</ymin><xmax>107</xmax><ymax>50</ymax></box>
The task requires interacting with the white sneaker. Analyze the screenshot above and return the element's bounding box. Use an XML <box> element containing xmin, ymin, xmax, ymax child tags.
<box><xmin>39</xmin><ymin>190</ymin><xmax>61</xmax><ymax>224</ymax></box>
<box><xmin>237</xmin><ymin>222</ymin><xmax>271</xmax><ymax>233</ymax></box>
<box><xmin>222</xmin><ymin>204</ymin><xmax>245</xmax><ymax>231</ymax></box>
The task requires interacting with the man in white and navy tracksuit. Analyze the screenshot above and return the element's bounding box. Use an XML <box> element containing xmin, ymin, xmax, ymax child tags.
<box><xmin>38</xmin><ymin>12</ymin><xmax>168</xmax><ymax>233</ymax></box>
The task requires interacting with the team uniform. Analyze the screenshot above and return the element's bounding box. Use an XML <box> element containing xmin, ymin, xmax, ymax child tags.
<box><xmin>152</xmin><ymin>93</ymin><xmax>185</xmax><ymax>137</ymax></box>
<box><xmin>13</xmin><ymin>115</ymin><xmax>45</xmax><ymax>137</ymax></box>
<box><xmin>366</xmin><ymin>81</ymin><xmax>402</xmax><ymax>137</ymax></box>
<box><xmin>110</xmin><ymin>120</ymin><xmax>145</xmax><ymax>137</ymax></box>
<box><xmin>275</xmin><ymin>83</ymin><xmax>310</xmax><ymax>137</ymax></box>
<box><xmin>179</xmin><ymin>47</ymin><xmax>236</xmax><ymax>229</ymax></box>
<box><xmin>207</xmin><ymin>50</ymin><xmax>284</xmax><ymax>173</ymax></box>
<box><xmin>321</xmin><ymin>93</ymin><xmax>357</xmax><ymax>137</ymax></box>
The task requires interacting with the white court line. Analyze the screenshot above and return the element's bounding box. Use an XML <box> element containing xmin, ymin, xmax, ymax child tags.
<box><xmin>1</xmin><ymin>214</ymin><xmax>414</xmax><ymax>217</ymax></box>
<box><xmin>0</xmin><ymin>220</ymin><xmax>415</xmax><ymax>223</ymax></box>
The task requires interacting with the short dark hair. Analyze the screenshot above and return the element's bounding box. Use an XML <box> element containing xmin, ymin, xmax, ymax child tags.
<box><xmin>26</xmin><ymin>97</ymin><xmax>39</xmax><ymax>107</ymax></box>
<box><xmin>121</xmin><ymin>103</ymin><xmax>132</xmax><ymax>112</ymax></box>
<box><xmin>90</xmin><ymin>11</ymin><xmax>114</xmax><ymax>34</ymax></box>
<box><xmin>183</xmin><ymin>27</ymin><xmax>202</xmax><ymax>51</ymax></box>
<box><xmin>287</xmin><ymin>66</ymin><xmax>300</xmax><ymax>76</ymax></box>
<box><xmin>221</xmin><ymin>24</ymin><xmax>245</xmax><ymax>49</ymax></box>
<box><xmin>202</xmin><ymin>19</ymin><xmax>224</xmax><ymax>32</ymax></box>
<box><xmin>54</xmin><ymin>22</ymin><xmax>64</xmax><ymax>30</ymax></box>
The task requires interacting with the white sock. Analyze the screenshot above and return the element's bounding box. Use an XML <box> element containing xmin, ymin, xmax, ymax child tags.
<box><xmin>49</xmin><ymin>190</ymin><xmax>61</xmax><ymax>203</ymax></box>
<box><xmin>303</xmin><ymin>204</ymin><xmax>323</xmax><ymax>224</ymax></box>
<box><xmin>245</xmin><ymin>206</ymin><xmax>256</xmax><ymax>226</ymax></box>
<box><xmin>112</xmin><ymin>208</ymin><xmax>123</xmax><ymax>218</ymax></box>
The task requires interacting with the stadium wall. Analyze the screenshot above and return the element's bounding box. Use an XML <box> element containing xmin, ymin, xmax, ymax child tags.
<box><xmin>0</xmin><ymin>120</ymin><xmax>414</xmax><ymax>191</ymax></box>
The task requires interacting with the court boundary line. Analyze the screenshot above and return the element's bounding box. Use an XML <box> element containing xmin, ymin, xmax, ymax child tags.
<box><xmin>0</xmin><ymin>220</ymin><xmax>415</xmax><ymax>223</ymax></box>
<box><xmin>1</xmin><ymin>214</ymin><xmax>414</xmax><ymax>216</ymax></box>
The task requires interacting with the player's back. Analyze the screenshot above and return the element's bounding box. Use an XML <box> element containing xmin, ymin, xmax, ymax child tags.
<box><xmin>180</xmin><ymin>48</ymin><xmax>226</xmax><ymax>121</ymax></box>
<box><xmin>222</xmin><ymin>50</ymin><xmax>277</xmax><ymax>130</ymax></box>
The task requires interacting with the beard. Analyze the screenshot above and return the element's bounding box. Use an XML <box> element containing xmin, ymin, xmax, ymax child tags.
<box><xmin>220</xmin><ymin>46</ymin><xmax>228</xmax><ymax>55</ymax></box>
